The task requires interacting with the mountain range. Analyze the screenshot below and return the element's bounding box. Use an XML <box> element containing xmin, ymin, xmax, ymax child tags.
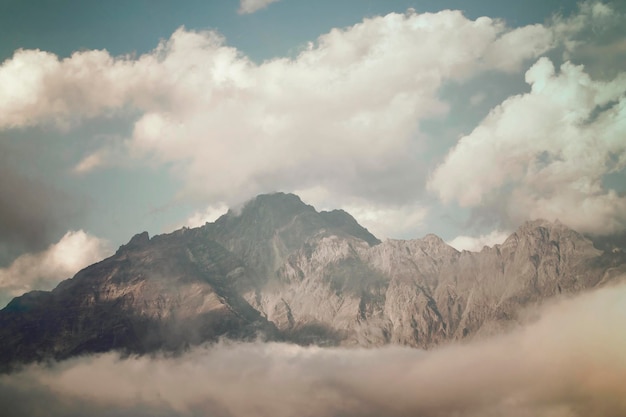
<box><xmin>2</xmin><ymin>192</ymin><xmax>625</xmax><ymax>370</ymax></box>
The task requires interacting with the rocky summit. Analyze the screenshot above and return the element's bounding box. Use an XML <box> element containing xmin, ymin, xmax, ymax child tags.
<box><xmin>1</xmin><ymin>192</ymin><xmax>625</xmax><ymax>370</ymax></box>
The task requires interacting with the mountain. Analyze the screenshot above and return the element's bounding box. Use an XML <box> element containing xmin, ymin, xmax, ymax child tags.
<box><xmin>1</xmin><ymin>193</ymin><xmax>625</xmax><ymax>370</ymax></box>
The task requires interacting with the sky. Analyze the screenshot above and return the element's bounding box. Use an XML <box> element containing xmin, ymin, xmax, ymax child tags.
<box><xmin>0</xmin><ymin>0</ymin><xmax>625</xmax><ymax>298</ymax></box>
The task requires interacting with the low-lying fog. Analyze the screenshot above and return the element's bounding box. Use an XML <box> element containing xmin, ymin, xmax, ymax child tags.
<box><xmin>2</xmin><ymin>282</ymin><xmax>625</xmax><ymax>417</ymax></box>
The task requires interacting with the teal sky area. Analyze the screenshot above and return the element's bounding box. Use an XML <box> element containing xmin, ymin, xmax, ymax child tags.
<box><xmin>1</xmin><ymin>1</ymin><xmax>580</xmax><ymax>60</ymax></box>
<box><xmin>0</xmin><ymin>0</ymin><xmax>625</xmax><ymax>276</ymax></box>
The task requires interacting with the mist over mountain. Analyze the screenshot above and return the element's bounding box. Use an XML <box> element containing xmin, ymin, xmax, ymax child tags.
<box><xmin>1</xmin><ymin>192</ymin><xmax>625</xmax><ymax>371</ymax></box>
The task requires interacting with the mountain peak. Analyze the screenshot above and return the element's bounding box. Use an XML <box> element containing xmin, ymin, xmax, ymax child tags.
<box><xmin>218</xmin><ymin>192</ymin><xmax>314</xmax><ymax>225</ymax></box>
<box><xmin>207</xmin><ymin>193</ymin><xmax>380</xmax><ymax>279</ymax></box>
<box><xmin>214</xmin><ymin>193</ymin><xmax>379</xmax><ymax>247</ymax></box>
<box><xmin>514</xmin><ymin>219</ymin><xmax>584</xmax><ymax>240</ymax></box>
<box><xmin>116</xmin><ymin>231</ymin><xmax>150</xmax><ymax>254</ymax></box>
<box><xmin>519</xmin><ymin>218</ymin><xmax>561</xmax><ymax>230</ymax></box>
<box><xmin>500</xmin><ymin>218</ymin><xmax>600</xmax><ymax>259</ymax></box>
<box><xmin>422</xmin><ymin>233</ymin><xmax>446</xmax><ymax>244</ymax></box>
<box><xmin>246</xmin><ymin>192</ymin><xmax>311</xmax><ymax>211</ymax></box>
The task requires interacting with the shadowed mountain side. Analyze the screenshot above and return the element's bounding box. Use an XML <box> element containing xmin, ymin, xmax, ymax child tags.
<box><xmin>1</xmin><ymin>193</ymin><xmax>626</xmax><ymax>369</ymax></box>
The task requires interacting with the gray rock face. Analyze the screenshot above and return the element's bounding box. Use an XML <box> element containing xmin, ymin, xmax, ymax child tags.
<box><xmin>248</xmin><ymin>216</ymin><xmax>623</xmax><ymax>349</ymax></box>
<box><xmin>0</xmin><ymin>228</ymin><xmax>275</xmax><ymax>369</ymax></box>
<box><xmin>1</xmin><ymin>193</ymin><xmax>625</xmax><ymax>369</ymax></box>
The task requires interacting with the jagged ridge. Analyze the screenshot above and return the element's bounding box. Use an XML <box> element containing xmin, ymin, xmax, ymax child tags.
<box><xmin>1</xmin><ymin>193</ymin><xmax>625</xmax><ymax>369</ymax></box>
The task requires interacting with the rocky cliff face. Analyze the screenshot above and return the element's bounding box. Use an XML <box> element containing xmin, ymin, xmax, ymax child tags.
<box><xmin>1</xmin><ymin>193</ymin><xmax>625</xmax><ymax>369</ymax></box>
<box><xmin>0</xmin><ymin>227</ymin><xmax>274</xmax><ymax>368</ymax></box>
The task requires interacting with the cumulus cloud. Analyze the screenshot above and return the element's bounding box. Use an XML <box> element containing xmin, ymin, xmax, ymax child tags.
<box><xmin>122</xmin><ymin>11</ymin><xmax>553</xmax><ymax>210</ymax></box>
<box><xmin>0</xmin><ymin>2</ymin><xmax>620</xmax><ymax>238</ymax></box>
<box><xmin>238</xmin><ymin>0</ymin><xmax>281</xmax><ymax>14</ymax></box>
<box><xmin>0</xmin><ymin>47</ymin><xmax>138</xmax><ymax>129</ymax></box>
<box><xmin>448</xmin><ymin>229</ymin><xmax>510</xmax><ymax>252</ymax></box>
<box><xmin>429</xmin><ymin>56</ymin><xmax>626</xmax><ymax>235</ymax></box>
<box><xmin>0</xmin><ymin>230</ymin><xmax>111</xmax><ymax>307</ymax></box>
<box><xmin>1</xmin><ymin>281</ymin><xmax>625</xmax><ymax>417</ymax></box>
<box><xmin>0</xmin><ymin>9</ymin><xmax>557</xmax><ymax>211</ymax></box>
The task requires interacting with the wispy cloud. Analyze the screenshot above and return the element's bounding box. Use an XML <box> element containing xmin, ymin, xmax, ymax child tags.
<box><xmin>72</xmin><ymin>149</ymin><xmax>108</xmax><ymax>174</ymax></box>
<box><xmin>238</xmin><ymin>0</ymin><xmax>281</xmax><ymax>14</ymax></box>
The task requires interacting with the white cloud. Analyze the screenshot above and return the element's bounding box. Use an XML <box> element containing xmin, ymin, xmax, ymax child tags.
<box><xmin>2</xmin><ymin>281</ymin><xmax>625</xmax><ymax>416</ymax></box>
<box><xmin>551</xmin><ymin>0</ymin><xmax>621</xmax><ymax>54</ymax></box>
<box><xmin>429</xmin><ymin>57</ymin><xmax>626</xmax><ymax>234</ymax></box>
<box><xmin>238</xmin><ymin>0</ymin><xmax>281</xmax><ymax>14</ymax></box>
<box><xmin>483</xmin><ymin>23</ymin><xmax>554</xmax><ymax>72</ymax></box>
<box><xmin>122</xmin><ymin>12</ymin><xmax>554</xmax><ymax>208</ymax></box>
<box><xmin>0</xmin><ymin>230</ymin><xmax>111</xmax><ymax>307</ymax></box>
<box><xmin>0</xmin><ymin>10</ymin><xmax>556</xmax><ymax>210</ymax></box>
<box><xmin>547</xmin><ymin>0</ymin><xmax>626</xmax><ymax>80</ymax></box>
<box><xmin>448</xmin><ymin>229</ymin><xmax>510</xmax><ymax>252</ymax></box>
<box><xmin>341</xmin><ymin>203</ymin><xmax>429</xmax><ymax>240</ymax></box>
<box><xmin>183</xmin><ymin>203</ymin><xmax>229</xmax><ymax>228</ymax></box>
<box><xmin>0</xmin><ymin>48</ymin><xmax>139</xmax><ymax>129</ymax></box>
<box><xmin>0</xmin><ymin>2</ymin><xmax>621</xmax><ymax>237</ymax></box>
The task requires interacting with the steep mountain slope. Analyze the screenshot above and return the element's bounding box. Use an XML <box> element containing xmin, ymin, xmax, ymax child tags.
<box><xmin>1</xmin><ymin>193</ymin><xmax>624</xmax><ymax>369</ymax></box>
<box><xmin>0</xmin><ymin>228</ymin><xmax>274</xmax><ymax>368</ymax></box>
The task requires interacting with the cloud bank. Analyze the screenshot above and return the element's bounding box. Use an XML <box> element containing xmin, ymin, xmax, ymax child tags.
<box><xmin>1</xmin><ymin>282</ymin><xmax>625</xmax><ymax>417</ymax></box>
<box><xmin>0</xmin><ymin>230</ymin><xmax>111</xmax><ymax>307</ymax></box>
